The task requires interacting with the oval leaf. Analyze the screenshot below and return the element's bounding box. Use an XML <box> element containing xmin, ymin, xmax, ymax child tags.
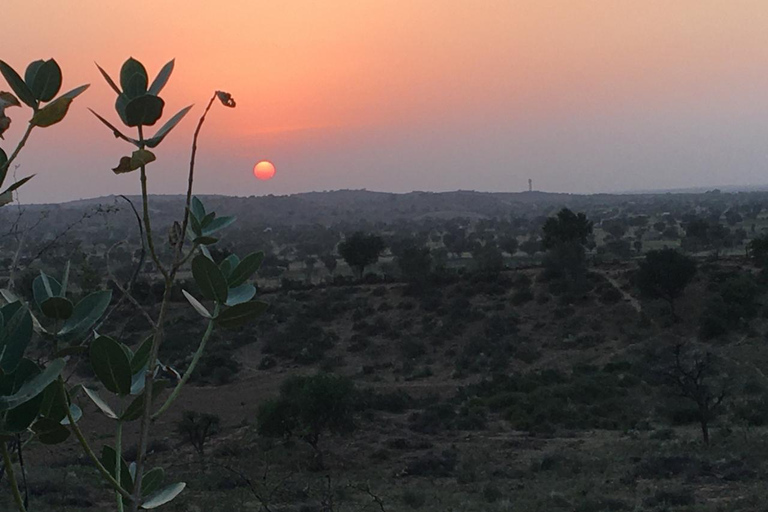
<box><xmin>228</xmin><ymin>252</ymin><xmax>264</xmax><ymax>287</ymax></box>
<box><xmin>40</xmin><ymin>297</ymin><xmax>73</xmax><ymax>320</ymax></box>
<box><xmin>192</xmin><ymin>255</ymin><xmax>228</xmax><ymax>303</ymax></box>
<box><xmin>82</xmin><ymin>386</ymin><xmax>117</xmax><ymax>419</ymax></box>
<box><xmin>0</xmin><ymin>359</ymin><xmax>66</xmax><ymax>411</ymax></box>
<box><xmin>59</xmin><ymin>290</ymin><xmax>112</xmax><ymax>337</ymax></box>
<box><xmin>120</xmin><ymin>58</ymin><xmax>148</xmax><ymax>99</ymax></box>
<box><xmin>90</xmin><ymin>336</ymin><xmax>132</xmax><ymax>395</ymax></box>
<box><xmin>25</xmin><ymin>59</ymin><xmax>62</xmax><ymax>102</ymax></box>
<box><xmin>225</xmin><ymin>284</ymin><xmax>256</xmax><ymax>306</ymax></box>
<box><xmin>182</xmin><ymin>290</ymin><xmax>211</xmax><ymax>319</ymax></box>
<box><xmin>125</xmin><ymin>95</ymin><xmax>165</xmax><ymax>127</ymax></box>
<box><xmin>141</xmin><ymin>482</ymin><xmax>186</xmax><ymax>509</ymax></box>
<box><xmin>215</xmin><ymin>301</ymin><xmax>269</xmax><ymax>329</ymax></box>
<box><xmin>0</xmin><ymin>60</ymin><xmax>36</xmax><ymax>108</ymax></box>
<box><xmin>30</xmin><ymin>96</ymin><xmax>73</xmax><ymax>127</ymax></box>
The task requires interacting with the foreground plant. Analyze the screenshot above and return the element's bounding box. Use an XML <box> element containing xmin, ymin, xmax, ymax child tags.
<box><xmin>0</xmin><ymin>57</ymin><xmax>267</xmax><ymax>511</ymax></box>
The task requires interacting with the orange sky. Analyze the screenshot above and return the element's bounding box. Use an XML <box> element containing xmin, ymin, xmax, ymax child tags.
<box><xmin>4</xmin><ymin>1</ymin><xmax>768</xmax><ymax>202</ymax></box>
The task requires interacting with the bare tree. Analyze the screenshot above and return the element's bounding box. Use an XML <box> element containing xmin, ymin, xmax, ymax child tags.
<box><xmin>665</xmin><ymin>343</ymin><xmax>729</xmax><ymax>446</ymax></box>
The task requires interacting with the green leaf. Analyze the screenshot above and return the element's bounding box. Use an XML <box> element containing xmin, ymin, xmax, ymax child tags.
<box><xmin>0</xmin><ymin>304</ymin><xmax>33</xmax><ymax>373</ymax></box>
<box><xmin>25</xmin><ymin>59</ymin><xmax>62</xmax><ymax>102</ymax></box>
<box><xmin>190</xmin><ymin>196</ymin><xmax>206</xmax><ymax>221</ymax></box>
<box><xmin>193</xmin><ymin>236</ymin><xmax>217</xmax><ymax>246</ymax></box>
<box><xmin>228</xmin><ymin>252</ymin><xmax>264</xmax><ymax>287</ymax></box>
<box><xmin>225</xmin><ymin>284</ymin><xmax>256</xmax><ymax>306</ymax></box>
<box><xmin>30</xmin><ymin>96</ymin><xmax>73</xmax><ymax>127</ymax></box>
<box><xmin>33</xmin><ymin>272</ymin><xmax>61</xmax><ymax>309</ymax></box>
<box><xmin>40</xmin><ymin>297</ymin><xmax>73</xmax><ymax>320</ymax></box>
<box><xmin>142</xmin><ymin>467</ymin><xmax>165</xmax><ymax>497</ymax></box>
<box><xmin>101</xmin><ymin>445</ymin><xmax>134</xmax><ymax>492</ymax></box>
<box><xmin>90</xmin><ymin>335</ymin><xmax>132</xmax><ymax>395</ymax></box>
<box><xmin>0</xmin><ymin>60</ymin><xmax>37</xmax><ymax>108</ymax></box>
<box><xmin>0</xmin><ymin>147</ymin><xmax>8</xmax><ymax>187</ymax></box>
<box><xmin>130</xmin><ymin>336</ymin><xmax>153</xmax><ymax>375</ymax></box>
<box><xmin>216</xmin><ymin>301</ymin><xmax>269</xmax><ymax>329</ymax></box>
<box><xmin>202</xmin><ymin>216</ymin><xmax>235</xmax><ymax>236</ymax></box>
<box><xmin>125</xmin><ymin>94</ymin><xmax>165</xmax><ymax>127</ymax></box>
<box><xmin>220</xmin><ymin>254</ymin><xmax>240</xmax><ymax>279</ymax></box>
<box><xmin>59</xmin><ymin>290</ymin><xmax>112</xmax><ymax>337</ymax></box>
<box><xmin>120</xmin><ymin>58</ymin><xmax>148</xmax><ymax>99</ymax></box>
<box><xmin>60</xmin><ymin>84</ymin><xmax>90</xmax><ymax>101</ymax></box>
<box><xmin>31</xmin><ymin>417</ymin><xmax>70</xmax><ymax>444</ymax></box>
<box><xmin>144</xmin><ymin>105</ymin><xmax>193</xmax><ymax>148</ymax></box>
<box><xmin>148</xmin><ymin>59</ymin><xmax>174</xmax><ymax>96</ymax></box>
<box><xmin>192</xmin><ymin>255</ymin><xmax>228</xmax><ymax>303</ymax></box>
<box><xmin>60</xmin><ymin>261</ymin><xmax>71</xmax><ymax>296</ymax></box>
<box><xmin>0</xmin><ymin>359</ymin><xmax>65</xmax><ymax>411</ymax></box>
<box><xmin>82</xmin><ymin>386</ymin><xmax>117</xmax><ymax>419</ymax></box>
<box><xmin>3</xmin><ymin>359</ymin><xmax>43</xmax><ymax>432</ymax></box>
<box><xmin>182</xmin><ymin>290</ymin><xmax>211</xmax><ymax>319</ymax></box>
<box><xmin>0</xmin><ymin>175</ymin><xmax>35</xmax><ymax>203</ymax></box>
<box><xmin>39</xmin><ymin>382</ymin><xmax>68</xmax><ymax>422</ymax></box>
<box><xmin>95</xmin><ymin>63</ymin><xmax>121</xmax><ymax>95</ymax></box>
<box><xmin>141</xmin><ymin>482</ymin><xmax>186</xmax><ymax>509</ymax></box>
<box><xmin>121</xmin><ymin>381</ymin><xmax>167</xmax><ymax>422</ymax></box>
<box><xmin>60</xmin><ymin>403</ymin><xmax>82</xmax><ymax>425</ymax></box>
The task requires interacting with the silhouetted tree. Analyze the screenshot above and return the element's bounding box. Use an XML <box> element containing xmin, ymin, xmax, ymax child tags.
<box><xmin>748</xmin><ymin>235</ymin><xmax>768</xmax><ymax>267</ymax></box>
<box><xmin>338</xmin><ymin>232</ymin><xmax>385</xmax><ymax>278</ymax></box>
<box><xmin>542</xmin><ymin>208</ymin><xmax>593</xmax><ymax>250</ymax></box>
<box><xmin>257</xmin><ymin>373</ymin><xmax>357</xmax><ymax>470</ymax></box>
<box><xmin>636</xmin><ymin>248</ymin><xmax>696</xmax><ymax>319</ymax></box>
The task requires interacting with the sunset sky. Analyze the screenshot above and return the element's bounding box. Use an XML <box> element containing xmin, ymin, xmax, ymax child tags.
<box><xmin>4</xmin><ymin>1</ymin><xmax>768</xmax><ymax>203</ymax></box>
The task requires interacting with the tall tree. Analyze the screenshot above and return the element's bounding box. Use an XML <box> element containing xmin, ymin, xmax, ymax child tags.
<box><xmin>338</xmin><ymin>231</ymin><xmax>386</xmax><ymax>279</ymax></box>
<box><xmin>636</xmin><ymin>248</ymin><xmax>696</xmax><ymax>318</ymax></box>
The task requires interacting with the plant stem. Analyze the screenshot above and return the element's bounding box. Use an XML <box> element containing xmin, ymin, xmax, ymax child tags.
<box><xmin>60</xmin><ymin>380</ymin><xmax>133</xmax><ymax>501</ymax></box>
<box><xmin>115</xmin><ymin>420</ymin><xmax>124</xmax><ymax>512</ymax></box>
<box><xmin>173</xmin><ymin>93</ymin><xmax>216</xmax><ymax>272</ymax></box>
<box><xmin>130</xmin><ymin>280</ymin><xmax>171</xmax><ymax>512</ymax></box>
<box><xmin>138</xmin><ymin>165</ymin><xmax>169</xmax><ymax>282</ymax></box>
<box><xmin>0</xmin><ymin>123</ymin><xmax>34</xmax><ymax>189</ymax></box>
<box><xmin>153</xmin><ymin>304</ymin><xmax>218</xmax><ymax>419</ymax></box>
<box><xmin>2</xmin><ymin>442</ymin><xmax>26</xmax><ymax>512</ymax></box>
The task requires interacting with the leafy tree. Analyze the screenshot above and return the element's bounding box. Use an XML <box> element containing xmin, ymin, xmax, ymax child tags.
<box><xmin>257</xmin><ymin>373</ymin><xmax>357</xmax><ymax>469</ymax></box>
<box><xmin>541</xmin><ymin>209</ymin><xmax>593</xmax><ymax>285</ymax></box>
<box><xmin>636</xmin><ymin>248</ymin><xmax>696</xmax><ymax>318</ymax></box>
<box><xmin>499</xmin><ymin>236</ymin><xmax>518</xmax><ymax>256</ymax></box>
<box><xmin>472</xmin><ymin>243</ymin><xmax>504</xmax><ymax>277</ymax></box>
<box><xmin>542</xmin><ymin>208</ymin><xmax>593</xmax><ymax>250</ymax></box>
<box><xmin>338</xmin><ymin>231</ymin><xmax>385</xmax><ymax>278</ymax></box>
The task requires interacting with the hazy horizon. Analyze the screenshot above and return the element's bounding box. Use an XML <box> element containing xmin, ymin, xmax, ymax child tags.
<box><xmin>5</xmin><ymin>1</ymin><xmax>768</xmax><ymax>203</ymax></box>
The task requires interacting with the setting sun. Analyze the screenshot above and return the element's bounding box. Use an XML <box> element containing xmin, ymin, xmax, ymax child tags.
<box><xmin>253</xmin><ymin>160</ymin><xmax>276</xmax><ymax>181</ymax></box>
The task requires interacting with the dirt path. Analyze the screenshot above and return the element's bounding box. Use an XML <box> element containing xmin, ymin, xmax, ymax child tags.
<box><xmin>594</xmin><ymin>269</ymin><xmax>642</xmax><ymax>313</ymax></box>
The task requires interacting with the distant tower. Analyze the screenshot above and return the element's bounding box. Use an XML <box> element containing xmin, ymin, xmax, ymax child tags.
<box><xmin>528</xmin><ymin>178</ymin><xmax>532</xmax><ymax>192</ymax></box>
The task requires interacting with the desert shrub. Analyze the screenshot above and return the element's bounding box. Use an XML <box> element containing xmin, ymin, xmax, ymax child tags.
<box><xmin>175</xmin><ymin>410</ymin><xmax>221</xmax><ymax>456</ymax></box>
<box><xmin>398</xmin><ymin>338</ymin><xmax>427</xmax><ymax>359</ymax></box>
<box><xmin>409</xmin><ymin>403</ymin><xmax>457</xmax><ymax>434</ymax></box>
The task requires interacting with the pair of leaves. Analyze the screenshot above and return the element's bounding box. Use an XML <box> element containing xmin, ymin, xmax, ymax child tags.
<box><xmin>183</xmin><ymin>288</ymin><xmax>268</xmax><ymax>328</ymax></box>
<box><xmin>186</xmin><ymin>197</ymin><xmax>236</xmax><ymax>245</ymax></box>
<box><xmin>0</xmin><ymin>358</ymin><xmax>65</xmax><ymax>412</ymax></box>
<box><xmin>0</xmin><ymin>59</ymin><xmax>89</xmax><ymax>121</ymax></box>
<box><xmin>56</xmin><ymin>290</ymin><xmax>112</xmax><ymax>339</ymax></box>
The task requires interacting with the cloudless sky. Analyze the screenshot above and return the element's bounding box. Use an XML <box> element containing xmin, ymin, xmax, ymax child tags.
<box><xmin>4</xmin><ymin>1</ymin><xmax>768</xmax><ymax>203</ymax></box>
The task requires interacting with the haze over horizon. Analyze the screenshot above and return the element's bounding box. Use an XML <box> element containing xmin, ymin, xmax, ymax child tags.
<box><xmin>5</xmin><ymin>1</ymin><xmax>768</xmax><ymax>203</ymax></box>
